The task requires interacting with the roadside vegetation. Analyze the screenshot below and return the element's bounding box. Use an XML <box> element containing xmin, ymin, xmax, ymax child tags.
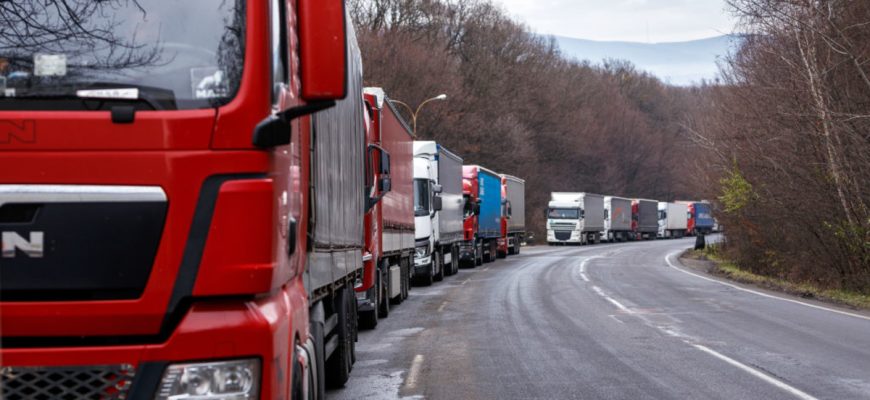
<box><xmin>685</xmin><ymin>244</ymin><xmax>870</xmax><ymax>310</ymax></box>
<box><xmin>687</xmin><ymin>1</ymin><xmax>870</xmax><ymax>295</ymax></box>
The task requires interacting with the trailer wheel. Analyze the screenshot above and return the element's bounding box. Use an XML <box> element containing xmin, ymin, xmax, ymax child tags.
<box><xmin>325</xmin><ymin>287</ymin><xmax>353</xmax><ymax>388</ymax></box>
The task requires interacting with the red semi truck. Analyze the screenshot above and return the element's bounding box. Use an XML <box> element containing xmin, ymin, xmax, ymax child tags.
<box><xmin>1</xmin><ymin>1</ymin><xmax>364</xmax><ymax>398</ymax></box>
<box><xmin>357</xmin><ymin>88</ymin><xmax>415</xmax><ymax>329</ymax></box>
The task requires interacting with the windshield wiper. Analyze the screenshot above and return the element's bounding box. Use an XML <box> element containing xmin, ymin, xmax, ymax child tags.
<box><xmin>14</xmin><ymin>82</ymin><xmax>176</xmax><ymax>111</ymax></box>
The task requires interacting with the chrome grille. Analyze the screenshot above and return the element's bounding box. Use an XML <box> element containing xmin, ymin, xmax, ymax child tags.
<box><xmin>1</xmin><ymin>365</ymin><xmax>135</xmax><ymax>400</ymax></box>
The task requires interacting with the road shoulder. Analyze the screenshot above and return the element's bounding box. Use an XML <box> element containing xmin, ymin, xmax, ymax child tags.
<box><xmin>677</xmin><ymin>248</ymin><xmax>870</xmax><ymax>316</ymax></box>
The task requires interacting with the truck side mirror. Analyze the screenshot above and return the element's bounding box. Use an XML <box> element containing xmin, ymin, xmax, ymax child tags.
<box><xmin>432</xmin><ymin>184</ymin><xmax>443</xmax><ymax>194</ymax></box>
<box><xmin>433</xmin><ymin>196</ymin><xmax>443</xmax><ymax>212</ymax></box>
<box><xmin>298</xmin><ymin>0</ymin><xmax>347</xmax><ymax>100</ymax></box>
<box><xmin>473</xmin><ymin>202</ymin><xmax>481</xmax><ymax>215</ymax></box>
<box><xmin>507</xmin><ymin>202</ymin><xmax>512</xmax><ymax>218</ymax></box>
<box><xmin>254</xmin><ymin>0</ymin><xmax>348</xmax><ymax>148</ymax></box>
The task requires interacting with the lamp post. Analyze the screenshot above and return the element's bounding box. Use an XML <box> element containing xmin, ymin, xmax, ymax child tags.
<box><xmin>389</xmin><ymin>94</ymin><xmax>447</xmax><ymax>135</ymax></box>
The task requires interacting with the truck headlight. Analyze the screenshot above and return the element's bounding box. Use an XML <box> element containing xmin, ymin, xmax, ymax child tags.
<box><xmin>415</xmin><ymin>244</ymin><xmax>430</xmax><ymax>258</ymax></box>
<box><xmin>155</xmin><ymin>359</ymin><xmax>260</xmax><ymax>400</ymax></box>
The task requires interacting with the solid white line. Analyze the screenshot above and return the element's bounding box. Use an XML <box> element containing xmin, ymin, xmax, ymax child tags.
<box><xmin>692</xmin><ymin>344</ymin><xmax>819</xmax><ymax>400</ymax></box>
<box><xmin>404</xmin><ymin>354</ymin><xmax>425</xmax><ymax>389</ymax></box>
<box><xmin>664</xmin><ymin>252</ymin><xmax>870</xmax><ymax>322</ymax></box>
<box><xmin>592</xmin><ymin>285</ymin><xmax>633</xmax><ymax>314</ymax></box>
<box><xmin>578</xmin><ymin>256</ymin><xmax>600</xmax><ymax>282</ymax></box>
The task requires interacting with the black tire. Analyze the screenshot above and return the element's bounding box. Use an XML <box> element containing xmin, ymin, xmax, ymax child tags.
<box><xmin>359</xmin><ymin>275</ymin><xmax>379</xmax><ymax>329</ymax></box>
<box><xmin>417</xmin><ymin>263</ymin><xmax>434</xmax><ymax>286</ymax></box>
<box><xmin>401</xmin><ymin>257</ymin><xmax>410</xmax><ymax>299</ymax></box>
<box><xmin>379</xmin><ymin>267</ymin><xmax>390</xmax><ymax>317</ymax></box>
<box><xmin>451</xmin><ymin>245</ymin><xmax>460</xmax><ymax>274</ymax></box>
<box><xmin>434</xmin><ymin>251</ymin><xmax>444</xmax><ymax>282</ymax></box>
<box><xmin>311</xmin><ymin>320</ymin><xmax>326</xmax><ymax>399</ymax></box>
<box><xmin>475</xmin><ymin>240</ymin><xmax>483</xmax><ymax>266</ymax></box>
<box><xmin>325</xmin><ymin>287</ymin><xmax>353</xmax><ymax>388</ymax></box>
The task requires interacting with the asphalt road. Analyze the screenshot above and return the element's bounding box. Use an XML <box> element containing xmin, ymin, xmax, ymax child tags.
<box><xmin>328</xmin><ymin>237</ymin><xmax>870</xmax><ymax>400</ymax></box>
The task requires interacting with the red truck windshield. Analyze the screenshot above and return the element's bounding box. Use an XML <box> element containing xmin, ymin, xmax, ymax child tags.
<box><xmin>0</xmin><ymin>0</ymin><xmax>245</xmax><ymax>111</ymax></box>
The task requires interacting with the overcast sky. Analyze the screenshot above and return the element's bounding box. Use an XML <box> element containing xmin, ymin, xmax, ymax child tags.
<box><xmin>495</xmin><ymin>0</ymin><xmax>737</xmax><ymax>43</ymax></box>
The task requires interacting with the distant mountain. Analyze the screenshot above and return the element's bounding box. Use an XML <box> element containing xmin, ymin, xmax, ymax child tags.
<box><xmin>552</xmin><ymin>35</ymin><xmax>742</xmax><ymax>86</ymax></box>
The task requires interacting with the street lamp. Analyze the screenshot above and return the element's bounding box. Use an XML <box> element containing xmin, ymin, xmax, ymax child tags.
<box><xmin>389</xmin><ymin>94</ymin><xmax>448</xmax><ymax>135</ymax></box>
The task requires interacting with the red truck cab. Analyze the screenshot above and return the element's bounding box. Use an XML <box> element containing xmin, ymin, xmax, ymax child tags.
<box><xmin>460</xmin><ymin>167</ymin><xmax>482</xmax><ymax>266</ymax></box>
<box><xmin>497</xmin><ymin>175</ymin><xmax>509</xmax><ymax>258</ymax></box>
<box><xmin>0</xmin><ymin>1</ymin><xmax>358</xmax><ymax>399</ymax></box>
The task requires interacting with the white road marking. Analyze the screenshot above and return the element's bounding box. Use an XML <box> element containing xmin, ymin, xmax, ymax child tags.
<box><xmin>665</xmin><ymin>251</ymin><xmax>870</xmax><ymax>322</ymax></box>
<box><xmin>437</xmin><ymin>301</ymin><xmax>448</xmax><ymax>312</ymax></box>
<box><xmin>483</xmin><ymin>267</ymin><xmax>490</xmax><ymax>271</ymax></box>
<box><xmin>578</xmin><ymin>256</ymin><xmax>601</xmax><ymax>282</ymax></box>
<box><xmin>592</xmin><ymin>285</ymin><xmax>633</xmax><ymax>314</ymax></box>
<box><xmin>692</xmin><ymin>344</ymin><xmax>819</xmax><ymax>400</ymax></box>
<box><xmin>404</xmin><ymin>354</ymin><xmax>425</xmax><ymax>390</ymax></box>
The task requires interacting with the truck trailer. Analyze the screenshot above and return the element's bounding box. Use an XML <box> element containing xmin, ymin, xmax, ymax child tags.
<box><xmin>547</xmin><ymin>192</ymin><xmax>604</xmax><ymax>245</ymax></box>
<box><xmin>1</xmin><ymin>1</ymin><xmax>364</xmax><ymax>398</ymax></box>
<box><xmin>632</xmin><ymin>199</ymin><xmax>659</xmax><ymax>240</ymax></box>
<box><xmin>499</xmin><ymin>175</ymin><xmax>526</xmax><ymax>256</ymax></box>
<box><xmin>413</xmin><ymin>141</ymin><xmax>464</xmax><ymax>285</ymax></box>
<box><xmin>658</xmin><ymin>202</ymin><xmax>689</xmax><ymax>238</ymax></box>
<box><xmin>357</xmin><ymin>88</ymin><xmax>415</xmax><ymax>328</ymax></box>
<box><xmin>602</xmin><ymin>196</ymin><xmax>632</xmax><ymax>242</ymax></box>
<box><xmin>460</xmin><ymin>165</ymin><xmax>503</xmax><ymax>265</ymax></box>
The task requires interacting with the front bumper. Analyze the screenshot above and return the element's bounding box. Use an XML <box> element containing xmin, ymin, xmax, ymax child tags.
<box><xmin>459</xmin><ymin>241</ymin><xmax>475</xmax><ymax>260</ymax></box>
<box><xmin>413</xmin><ymin>255</ymin><xmax>432</xmax><ymax>274</ymax></box>
<box><xmin>547</xmin><ymin>229</ymin><xmax>583</xmax><ymax>243</ymax></box>
<box><xmin>0</xmin><ymin>286</ymin><xmax>306</xmax><ymax>400</ymax></box>
<box><xmin>356</xmin><ymin>286</ymin><xmax>376</xmax><ymax>312</ymax></box>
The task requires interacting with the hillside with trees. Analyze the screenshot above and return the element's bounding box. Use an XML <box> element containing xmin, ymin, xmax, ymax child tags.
<box><xmin>349</xmin><ymin>0</ymin><xmax>697</xmax><ymax>240</ymax></box>
<box><xmin>351</xmin><ymin>0</ymin><xmax>869</xmax><ymax>294</ymax></box>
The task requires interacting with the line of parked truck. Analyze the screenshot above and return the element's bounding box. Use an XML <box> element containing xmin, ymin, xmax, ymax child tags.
<box><xmin>0</xmin><ymin>3</ymin><xmax>528</xmax><ymax>394</ymax></box>
<box><xmin>0</xmin><ymin>2</ymin><xmax>714</xmax><ymax>399</ymax></box>
<box><xmin>546</xmin><ymin>193</ymin><xmax>715</xmax><ymax>245</ymax></box>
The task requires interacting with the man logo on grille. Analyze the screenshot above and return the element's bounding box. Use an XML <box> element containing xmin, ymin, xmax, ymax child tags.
<box><xmin>1</xmin><ymin>231</ymin><xmax>44</xmax><ymax>258</ymax></box>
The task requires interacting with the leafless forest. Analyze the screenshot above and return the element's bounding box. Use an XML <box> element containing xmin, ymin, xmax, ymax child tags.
<box><xmin>350</xmin><ymin>0</ymin><xmax>869</xmax><ymax>293</ymax></box>
<box><xmin>690</xmin><ymin>0</ymin><xmax>870</xmax><ymax>293</ymax></box>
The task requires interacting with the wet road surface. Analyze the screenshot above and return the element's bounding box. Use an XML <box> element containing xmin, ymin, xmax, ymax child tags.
<box><xmin>328</xmin><ymin>237</ymin><xmax>870</xmax><ymax>400</ymax></box>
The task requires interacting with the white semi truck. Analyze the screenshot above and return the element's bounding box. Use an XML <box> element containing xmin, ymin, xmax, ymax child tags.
<box><xmin>413</xmin><ymin>141</ymin><xmax>464</xmax><ymax>285</ymax></box>
<box><xmin>547</xmin><ymin>192</ymin><xmax>604</xmax><ymax>245</ymax></box>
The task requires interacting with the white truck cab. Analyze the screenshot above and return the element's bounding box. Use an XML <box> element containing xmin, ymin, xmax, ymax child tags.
<box><xmin>413</xmin><ymin>157</ymin><xmax>443</xmax><ymax>285</ymax></box>
<box><xmin>547</xmin><ymin>192</ymin><xmax>604</xmax><ymax>245</ymax></box>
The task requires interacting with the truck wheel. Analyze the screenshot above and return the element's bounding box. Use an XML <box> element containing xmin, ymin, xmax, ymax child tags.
<box><xmin>379</xmin><ymin>268</ymin><xmax>390</xmax><ymax>318</ymax></box>
<box><xmin>325</xmin><ymin>287</ymin><xmax>353</xmax><ymax>388</ymax></box>
<box><xmin>474</xmin><ymin>241</ymin><xmax>483</xmax><ymax>266</ymax></box>
<box><xmin>402</xmin><ymin>258</ymin><xmax>410</xmax><ymax>299</ymax></box>
<box><xmin>434</xmin><ymin>251</ymin><xmax>444</xmax><ymax>282</ymax></box>
<box><xmin>452</xmin><ymin>245</ymin><xmax>460</xmax><ymax>274</ymax></box>
<box><xmin>311</xmin><ymin>320</ymin><xmax>326</xmax><ymax>399</ymax></box>
<box><xmin>359</xmin><ymin>274</ymin><xmax>380</xmax><ymax>329</ymax></box>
